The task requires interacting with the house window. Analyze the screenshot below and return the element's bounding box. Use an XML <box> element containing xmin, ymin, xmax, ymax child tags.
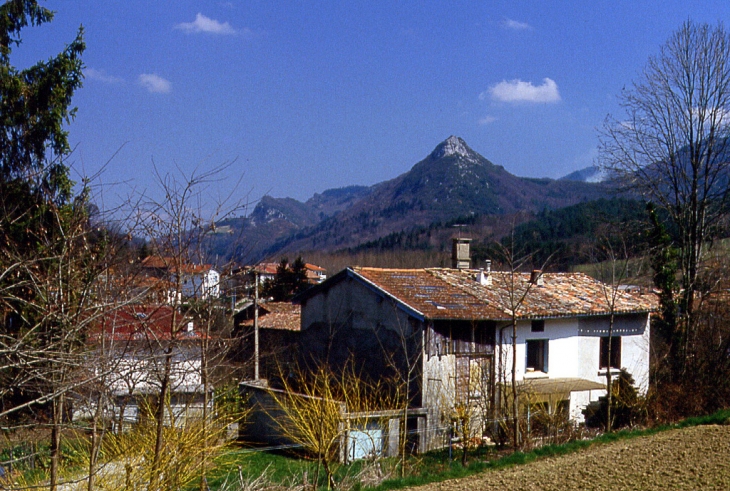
<box><xmin>531</xmin><ymin>319</ymin><xmax>545</xmax><ymax>332</ymax></box>
<box><xmin>600</xmin><ymin>336</ymin><xmax>621</xmax><ymax>369</ymax></box>
<box><xmin>526</xmin><ymin>339</ymin><xmax>548</xmax><ymax>373</ymax></box>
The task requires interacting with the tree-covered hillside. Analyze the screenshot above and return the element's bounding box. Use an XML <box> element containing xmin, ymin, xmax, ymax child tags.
<box><xmin>306</xmin><ymin>198</ymin><xmax>651</xmax><ymax>273</ymax></box>
<box><xmin>474</xmin><ymin>198</ymin><xmax>651</xmax><ymax>270</ymax></box>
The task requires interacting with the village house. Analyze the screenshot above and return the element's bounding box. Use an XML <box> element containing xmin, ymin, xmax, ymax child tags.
<box><xmin>74</xmin><ymin>304</ymin><xmax>210</xmax><ymax>432</ymax></box>
<box><xmin>290</xmin><ymin>239</ymin><xmax>655</xmax><ymax>452</ymax></box>
<box><xmin>250</xmin><ymin>262</ymin><xmax>279</xmax><ymax>285</ymax></box>
<box><xmin>223</xmin><ymin>262</ymin><xmax>326</xmax><ymax>305</ymax></box>
<box><xmin>248</xmin><ymin>262</ymin><xmax>327</xmax><ymax>286</ymax></box>
<box><xmin>232</xmin><ymin>301</ymin><xmax>301</xmax><ymax>380</ymax></box>
<box><xmin>141</xmin><ymin>256</ymin><xmax>220</xmax><ymax>300</ymax></box>
<box><xmin>304</xmin><ymin>263</ymin><xmax>328</xmax><ymax>284</ymax></box>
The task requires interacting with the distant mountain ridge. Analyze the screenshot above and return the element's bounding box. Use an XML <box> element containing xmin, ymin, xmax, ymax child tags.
<box><xmin>211</xmin><ymin>136</ymin><xmax>610</xmax><ymax>262</ymax></box>
<box><xmin>560</xmin><ymin>166</ymin><xmax>606</xmax><ymax>183</ymax></box>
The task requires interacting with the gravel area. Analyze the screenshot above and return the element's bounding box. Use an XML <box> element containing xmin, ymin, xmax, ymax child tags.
<box><xmin>409</xmin><ymin>424</ymin><xmax>730</xmax><ymax>491</ymax></box>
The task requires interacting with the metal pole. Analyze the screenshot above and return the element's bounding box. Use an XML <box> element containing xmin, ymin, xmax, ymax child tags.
<box><xmin>254</xmin><ymin>271</ymin><xmax>260</xmax><ymax>380</ymax></box>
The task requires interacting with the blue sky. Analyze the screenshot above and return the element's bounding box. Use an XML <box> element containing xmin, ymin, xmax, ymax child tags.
<box><xmin>12</xmin><ymin>1</ymin><xmax>730</xmax><ymax>213</ymax></box>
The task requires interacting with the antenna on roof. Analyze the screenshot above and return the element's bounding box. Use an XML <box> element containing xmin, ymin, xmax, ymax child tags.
<box><xmin>452</xmin><ymin>223</ymin><xmax>467</xmax><ymax>239</ymax></box>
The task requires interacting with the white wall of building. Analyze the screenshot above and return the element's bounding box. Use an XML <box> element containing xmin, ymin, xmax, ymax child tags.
<box><xmin>181</xmin><ymin>269</ymin><xmax>220</xmax><ymax>299</ymax></box>
<box><xmin>496</xmin><ymin>314</ymin><xmax>650</xmax><ymax>421</ymax></box>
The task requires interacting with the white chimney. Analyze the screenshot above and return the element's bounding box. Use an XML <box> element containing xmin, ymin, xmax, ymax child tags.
<box><xmin>477</xmin><ymin>268</ymin><xmax>492</xmax><ymax>286</ymax></box>
<box><xmin>187</xmin><ymin>321</ymin><xmax>194</xmax><ymax>332</ymax></box>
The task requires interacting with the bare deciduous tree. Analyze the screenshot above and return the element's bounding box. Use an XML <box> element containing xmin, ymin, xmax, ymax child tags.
<box><xmin>492</xmin><ymin>231</ymin><xmax>551</xmax><ymax>449</ymax></box>
<box><xmin>131</xmin><ymin>162</ymin><xmax>244</xmax><ymax>489</ymax></box>
<box><xmin>599</xmin><ymin>20</ymin><xmax>730</xmax><ymax>379</ymax></box>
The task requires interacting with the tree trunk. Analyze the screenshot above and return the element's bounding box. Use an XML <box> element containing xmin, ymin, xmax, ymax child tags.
<box><xmin>199</xmin><ymin>330</ymin><xmax>210</xmax><ymax>491</ymax></box>
<box><xmin>151</xmin><ymin>350</ymin><xmax>172</xmax><ymax>487</ymax></box>
<box><xmin>87</xmin><ymin>392</ymin><xmax>106</xmax><ymax>491</ymax></box>
<box><xmin>606</xmin><ymin>313</ymin><xmax>614</xmax><ymax>432</ymax></box>
<box><xmin>461</xmin><ymin>418</ymin><xmax>468</xmax><ymax>466</ymax></box>
<box><xmin>511</xmin><ymin>318</ymin><xmax>519</xmax><ymax>448</ymax></box>
<box><xmin>49</xmin><ymin>393</ymin><xmax>65</xmax><ymax>491</ymax></box>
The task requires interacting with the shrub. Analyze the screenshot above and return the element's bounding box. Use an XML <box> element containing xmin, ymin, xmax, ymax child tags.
<box><xmin>584</xmin><ymin>369</ymin><xmax>645</xmax><ymax>430</ymax></box>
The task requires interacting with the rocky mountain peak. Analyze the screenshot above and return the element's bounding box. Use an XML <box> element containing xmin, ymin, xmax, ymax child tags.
<box><xmin>429</xmin><ymin>136</ymin><xmax>480</xmax><ymax>164</ymax></box>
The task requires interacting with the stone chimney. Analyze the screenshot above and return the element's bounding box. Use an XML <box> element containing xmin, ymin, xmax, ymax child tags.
<box><xmin>530</xmin><ymin>270</ymin><xmax>544</xmax><ymax>286</ymax></box>
<box><xmin>451</xmin><ymin>237</ymin><xmax>471</xmax><ymax>270</ymax></box>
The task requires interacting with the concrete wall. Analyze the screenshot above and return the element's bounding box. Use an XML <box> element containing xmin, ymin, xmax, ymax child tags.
<box><xmin>239</xmin><ymin>383</ymin><xmax>304</xmax><ymax>447</ymax></box>
<box><xmin>300</xmin><ymin>276</ymin><xmax>418</xmax><ymax>337</ymax></box>
<box><xmin>299</xmin><ymin>277</ymin><xmax>424</xmax><ymax>405</ymax></box>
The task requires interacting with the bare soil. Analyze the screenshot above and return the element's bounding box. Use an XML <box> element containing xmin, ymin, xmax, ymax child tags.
<box><xmin>409</xmin><ymin>424</ymin><xmax>730</xmax><ymax>491</ymax></box>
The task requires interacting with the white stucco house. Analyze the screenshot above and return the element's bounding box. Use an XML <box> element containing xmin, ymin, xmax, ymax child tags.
<box><xmin>140</xmin><ymin>256</ymin><xmax>220</xmax><ymax>300</ymax></box>
<box><xmin>178</xmin><ymin>264</ymin><xmax>220</xmax><ymax>299</ymax></box>
<box><xmin>493</xmin><ymin>297</ymin><xmax>651</xmax><ymax>421</ymax></box>
<box><xmin>292</xmin><ymin>245</ymin><xmax>655</xmax><ymax>452</ymax></box>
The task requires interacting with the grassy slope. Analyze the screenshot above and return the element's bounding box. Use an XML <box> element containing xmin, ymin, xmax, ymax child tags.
<box><xmin>208</xmin><ymin>409</ymin><xmax>730</xmax><ymax>490</ymax></box>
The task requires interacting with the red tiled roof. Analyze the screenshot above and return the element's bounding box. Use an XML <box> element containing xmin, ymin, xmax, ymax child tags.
<box><xmin>141</xmin><ymin>256</ymin><xmax>213</xmax><ymax>274</ymax></box>
<box><xmin>251</xmin><ymin>262</ymin><xmax>325</xmax><ymax>276</ymax></box>
<box><xmin>253</xmin><ymin>263</ymin><xmax>279</xmax><ymax>275</ymax></box>
<box><xmin>241</xmin><ymin>302</ymin><xmax>301</xmax><ymax>331</ymax></box>
<box><xmin>355</xmin><ymin>268</ymin><xmax>505</xmax><ymax>320</ymax></box>
<box><xmin>90</xmin><ymin>305</ymin><xmax>203</xmax><ymax>342</ymax></box>
<box><xmin>351</xmin><ymin>267</ymin><xmax>657</xmax><ymax>321</ymax></box>
<box><xmin>141</xmin><ymin>256</ymin><xmax>176</xmax><ymax>269</ymax></box>
<box><xmin>175</xmin><ymin>264</ymin><xmax>214</xmax><ymax>274</ymax></box>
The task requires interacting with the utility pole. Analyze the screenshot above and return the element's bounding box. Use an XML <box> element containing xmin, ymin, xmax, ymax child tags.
<box><xmin>254</xmin><ymin>270</ymin><xmax>260</xmax><ymax>380</ymax></box>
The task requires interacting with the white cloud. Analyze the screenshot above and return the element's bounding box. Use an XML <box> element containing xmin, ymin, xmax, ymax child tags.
<box><xmin>502</xmin><ymin>18</ymin><xmax>531</xmax><ymax>31</ymax></box>
<box><xmin>175</xmin><ymin>13</ymin><xmax>237</xmax><ymax>35</ymax></box>
<box><xmin>85</xmin><ymin>68</ymin><xmax>124</xmax><ymax>84</ymax></box>
<box><xmin>478</xmin><ymin>115</ymin><xmax>497</xmax><ymax>125</ymax></box>
<box><xmin>138</xmin><ymin>74</ymin><xmax>171</xmax><ymax>94</ymax></box>
<box><xmin>484</xmin><ymin>78</ymin><xmax>561</xmax><ymax>103</ymax></box>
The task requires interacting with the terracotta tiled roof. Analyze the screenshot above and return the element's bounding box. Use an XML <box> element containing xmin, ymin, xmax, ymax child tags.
<box><xmin>351</xmin><ymin>267</ymin><xmax>657</xmax><ymax>321</ymax></box>
<box><xmin>141</xmin><ymin>255</ymin><xmax>173</xmax><ymax>269</ymax></box>
<box><xmin>305</xmin><ymin>263</ymin><xmax>326</xmax><ymax>272</ymax></box>
<box><xmin>241</xmin><ymin>302</ymin><xmax>301</xmax><ymax>331</ymax></box>
<box><xmin>141</xmin><ymin>256</ymin><xmax>213</xmax><ymax>274</ymax></box>
<box><xmin>90</xmin><ymin>305</ymin><xmax>203</xmax><ymax>342</ymax></box>
<box><xmin>253</xmin><ymin>263</ymin><xmax>280</xmax><ymax>275</ymax></box>
<box><xmin>131</xmin><ymin>276</ymin><xmax>175</xmax><ymax>290</ymax></box>
<box><xmin>354</xmin><ymin>268</ymin><xmax>506</xmax><ymax>320</ymax></box>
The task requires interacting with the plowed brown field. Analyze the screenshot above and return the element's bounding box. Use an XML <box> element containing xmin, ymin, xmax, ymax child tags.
<box><xmin>410</xmin><ymin>424</ymin><xmax>730</xmax><ymax>491</ymax></box>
